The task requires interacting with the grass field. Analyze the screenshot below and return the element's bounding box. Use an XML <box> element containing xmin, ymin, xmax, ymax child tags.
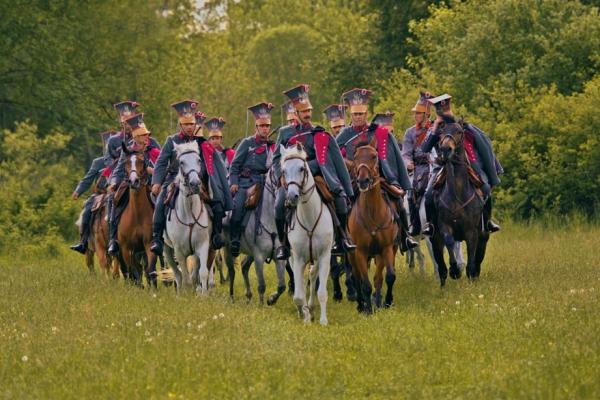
<box><xmin>1</xmin><ymin>222</ymin><xmax>599</xmax><ymax>399</ymax></box>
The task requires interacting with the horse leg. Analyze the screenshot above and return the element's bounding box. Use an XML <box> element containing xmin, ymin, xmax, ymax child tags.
<box><xmin>267</xmin><ymin>260</ymin><xmax>287</xmax><ymax>306</ymax></box>
<box><xmin>307</xmin><ymin>263</ymin><xmax>318</xmax><ymax>322</ymax></box>
<box><xmin>349</xmin><ymin>251</ymin><xmax>371</xmax><ymax>314</ymax></box>
<box><xmin>406</xmin><ymin>248</ymin><xmax>415</xmax><ymax>270</ymax></box>
<box><xmin>196</xmin><ymin>241</ymin><xmax>210</xmax><ymax>296</ymax></box>
<box><xmin>464</xmin><ymin>231</ymin><xmax>478</xmax><ymax>280</ymax></box>
<box><xmin>330</xmin><ymin>255</ymin><xmax>343</xmax><ymax>302</ymax></box>
<box><xmin>426</xmin><ymin>237</ymin><xmax>440</xmax><ymax>282</ymax></box>
<box><xmin>223</xmin><ymin>248</ymin><xmax>236</xmax><ymax>302</ymax></box>
<box><xmin>454</xmin><ymin>242</ymin><xmax>466</xmax><ymax>272</ymax></box>
<box><xmin>254</xmin><ymin>256</ymin><xmax>266</xmax><ymax>305</ymax></box>
<box><xmin>431</xmin><ymin>234</ymin><xmax>447</xmax><ymax>287</ymax></box>
<box><xmin>442</xmin><ymin>229</ymin><xmax>461</xmax><ymax>280</ymax></box>
<box><xmin>85</xmin><ymin>250</ymin><xmax>95</xmax><ymax>274</ymax></box>
<box><xmin>373</xmin><ymin>255</ymin><xmax>384</xmax><ymax>309</ymax></box>
<box><xmin>383</xmin><ymin>246</ymin><xmax>396</xmax><ymax>308</ymax></box>
<box><xmin>216</xmin><ymin>250</ymin><xmax>227</xmax><ymax>284</ymax></box>
<box><xmin>241</xmin><ymin>256</ymin><xmax>253</xmax><ymax>303</ymax></box>
<box><xmin>344</xmin><ymin>259</ymin><xmax>356</xmax><ymax>302</ymax></box>
<box><xmin>208</xmin><ymin>258</ymin><xmax>216</xmax><ymax>289</ymax></box>
<box><xmin>144</xmin><ymin>249</ymin><xmax>158</xmax><ymax>289</ymax></box>
<box><xmin>474</xmin><ymin>232</ymin><xmax>489</xmax><ymax>279</ymax></box>
<box><xmin>291</xmin><ymin>254</ymin><xmax>308</xmax><ymax>321</ymax></box>
<box><xmin>317</xmin><ymin>252</ymin><xmax>331</xmax><ymax>326</ymax></box>
<box><xmin>96</xmin><ymin>250</ymin><xmax>108</xmax><ymax>277</ymax></box>
<box><xmin>172</xmin><ymin>249</ymin><xmax>186</xmax><ymax>293</ymax></box>
<box><xmin>286</xmin><ymin>261</ymin><xmax>294</xmax><ymax>295</ymax></box>
<box><xmin>416</xmin><ymin>240</ymin><xmax>426</xmax><ymax>274</ymax></box>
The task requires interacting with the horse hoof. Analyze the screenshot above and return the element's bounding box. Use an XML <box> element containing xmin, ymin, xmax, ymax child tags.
<box><xmin>267</xmin><ymin>295</ymin><xmax>277</xmax><ymax>306</ymax></box>
<box><xmin>320</xmin><ymin>318</ymin><xmax>328</xmax><ymax>326</ymax></box>
<box><xmin>333</xmin><ymin>293</ymin><xmax>343</xmax><ymax>302</ymax></box>
<box><xmin>450</xmin><ymin>270</ymin><xmax>461</xmax><ymax>280</ymax></box>
<box><xmin>384</xmin><ymin>301</ymin><xmax>393</xmax><ymax>308</ymax></box>
<box><xmin>347</xmin><ymin>293</ymin><xmax>357</xmax><ymax>302</ymax></box>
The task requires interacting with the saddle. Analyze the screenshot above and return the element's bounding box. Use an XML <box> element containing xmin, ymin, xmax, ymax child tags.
<box><xmin>244</xmin><ymin>183</ymin><xmax>263</xmax><ymax>210</ymax></box>
<box><xmin>164</xmin><ymin>181</ymin><xmax>210</xmax><ymax>210</ymax></box>
<box><xmin>91</xmin><ymin>193</ymin><xmax>108</xmax><ymax>213</ymax></box>
<box><xmin>314</xmin><ymin>175</ymin><xmax>334</xmax><ymax>204</ymax></box>
<box><xmin>433</xmin><ymin>164</ymin><xmax>484</xmax><ymax>198</ymax></box>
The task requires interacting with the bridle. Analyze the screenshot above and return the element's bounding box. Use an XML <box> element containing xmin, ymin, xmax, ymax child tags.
<box><xmin>282</xmin><ymin>155</ymin><xmax>316</xmax><ymax>202</ymax></box>
<box><xmin>126</xmin><ymin>152</ymin><xmax>149</xmax><ymax>188</ymax></box>
<box><xmin>177</xmin><ymin>150</ymin><xmax>202</xmax><ymax>194</ymax></box>
<box><xmin>354</xmin><ymin>145</ymin><xmax>380</xmax><ymax>192</ymax></box>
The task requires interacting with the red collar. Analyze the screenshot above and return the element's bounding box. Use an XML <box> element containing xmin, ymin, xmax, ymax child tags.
<box><xmin>178</xmin><ymin>131</ymin><xmax>194</xmax><ymax>141</ymax></box>
<box><xmin>255</xmin><ymin>134</ymin><xmax>268</xmax><ymax>144</ymax></box>
<box><xmin>301</xmin><ymin>122</ymin><xmax>312</xmax><ymax>130</ymax></box>
<box><xmin>353</xmin><ymin>124</ymin><xmax>368</xmax><ymax>133</ymax></box>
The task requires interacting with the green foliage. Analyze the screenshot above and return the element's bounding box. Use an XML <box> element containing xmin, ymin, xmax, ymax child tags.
<box><xmin>0</xmin><ymin>123</ymin><xmax>79</xmax><ymax>249</ymax></box>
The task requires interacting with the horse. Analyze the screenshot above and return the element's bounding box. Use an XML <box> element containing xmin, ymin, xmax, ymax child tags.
<box><xmin>347</xmin><ymin>139</ymin><xmax>399</xmax><ymax>314</ymax></box>
<box><xmin>115</xmin><ymin>144</ymin><xmax>157</xmax><ymax>287</ymax></box>
<box><xmin>162</xmin><ymin>141</ymin><xmax>212</xmax><ymax>295</ymax></box>
<box><xmin>281</xmin><ymin>143</ymin><xmax>334</xmax><ymax>325</ymax></box>
<box><xmin>75</xmin><ymin>196</ymin><xmax>119</xmax><ymax>278</ymax></box>
<box><xmin>222</xmin><ymin>167</ymin><xmax>288</xmax><ymax>305</ymax></box>
<box><xmin>430</xmin><ymin>121</ymin><xmax>489</xmax><ymax>287</ymax></box>
<box><xmin>404</xmin><ymin>169</ymin><xmax>465</xmax><ymax>280</ymax></box>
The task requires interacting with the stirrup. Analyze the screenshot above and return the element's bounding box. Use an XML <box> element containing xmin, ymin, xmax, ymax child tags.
<box><xmin>150</xmin><ymin>239</ymin><xmax>163</xmax><ymax>256</ymax></box>
<box><xmin>70</xmin><ymin>242</ymin><xmax>87</xmax><ymax>254</ymax></box>
<box><xmin>107</xmin><ymin>240</ymin><xmax>119</xmax><ymax>255</ymax></box>
<box><xmin>406</xmin><ymin>237</ymin><xmax>419</xmax><ymax>249</ymax></box>
<box><xmin>487</xmin><ymin>220</ymin><xmax>501</xmax><ymax>233</ymax></box>
<box><xmin>422</xmin><ymin>224</ymin><xmax>434</xmax><ymax>236</ymax></box>
<box><xmin>275</xmin><ymin>245</ymin><xmax>290</xmax><ymax>260</ymax></box>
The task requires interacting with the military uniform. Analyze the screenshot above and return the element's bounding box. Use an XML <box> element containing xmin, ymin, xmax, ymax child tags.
<box><xmin>323</xmin><ymin>104</ymin><xmax>346</xmax><ymax>136</ymax></box>
<box><xmin>150</xmin><ymin>102</ymin><xmax>233</xmax><ymax>255</ymax></box>
<box><xmin>69</xmin><ymin>155</ymin><xmax>109</xmax><ymax>253</ymax></box>
<box><xmin>106</xmin><ymin>113</ymin><xmax>160</xmax><ymax>254</ymax></box>
<box><xmin>228</xmin><ymin>102</ymin><xmax>275</xmax><ymax>256</ymax></box>
<box><xmin>421</xmin><ymin>94</ymin><xmax>501</xmax><ymax>234</ymax></box>
<box><xmin>272</xmin><ymin>84</ymin><xmax>355</xmax><ymax>259</ymax></box>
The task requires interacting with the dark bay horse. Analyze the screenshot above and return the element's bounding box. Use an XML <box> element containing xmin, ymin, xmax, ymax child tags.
<box><xmin>116</xmin><ymin>146</ymin><xmax>157</xmax><ymax>287</ymax></box>
<box><xmin>347</xmin><ymin>140</ymin><xmax>399</xmax><ymax>313</ymax></box>
<box><xmin>431</xmin><ymin>121</ymin><xmax>489</xmax><ymax>287</ymax></box>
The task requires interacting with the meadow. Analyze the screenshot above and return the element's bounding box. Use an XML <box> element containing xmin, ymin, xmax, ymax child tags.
<box><xmin>1</xmin><ymin>222</ymin><xmax>598</xmax><ymax>399</ymax></box>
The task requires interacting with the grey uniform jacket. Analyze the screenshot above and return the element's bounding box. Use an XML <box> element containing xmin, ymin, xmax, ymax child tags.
<box><xmin>337</xmin><ymin>123</ymin><xmax>412</xmax><ymax>191</ymax></box>
<box><xmin>273</xmin><ymin>123</ymin><xmax>353</xmax><ymax>198</ymax></box>
<box><xmin>229</xmin><ymin>135</ymin><xmax>272</xmax><ymax>188</ymax></box>
<box><xmin>104</xmin><ymin>131</ymin><xmax>160</xmax><ymax>167</ymax></box>
<box><xmin>75</xmin><ymin>157</ymin><xmax>108</xmax><ymax>195</ymax></box>
<box><xmin>152</xmin><ymin>133</ymin><xmax>233</xmax><ymax>211</ymax></box>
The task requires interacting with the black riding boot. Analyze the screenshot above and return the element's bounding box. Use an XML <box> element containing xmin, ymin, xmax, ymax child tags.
<box><xmin>107</xmin><ymin>195</ymin><xmax>120</xmax><ymax>255</ymax></box>
<box><xmin>333</xmin><ymin>212</ymin><xmax>356</xmax><ymax>255</ymax></box>
<box><xmin>70</xmin><ymin>202</ymin><xmax>92</xmax><ymax>254</ymax></box>
<box><xmin>422</xmin><ymin>198</ymin><xmax>436</xmax><ymax>236</ymax></box>
<box><xmin>211</xmin><ymin>208</ymin><xmax>225</xmax><ymax>250</ymax></box>
<box><xmin>407</xmin><ymin>193</ymin><xmax>421</xmax><ymax>237</ymax></box>
<box><xmin>483</xmin><ymin>196</ymin><xmax>501</xmax><ymax>233</ymax></box>
<box><xmin>229</xmin><ymin>222</ymin><xmax>242</xmax><ymax>257</ymax></box>
<box><xmin>275</xmin><ymin>217</ymin><xmax>290</xmax><ymax>260</ymax></box>
<box><xmin>397</xmin><ymin>200</ymin><xmax>419</xmax><ymax>250</ymax></box>
<box><xmin>150</xmin><ymin>191</ymin><xmax>167</xmax><ymax>256</ymax></box>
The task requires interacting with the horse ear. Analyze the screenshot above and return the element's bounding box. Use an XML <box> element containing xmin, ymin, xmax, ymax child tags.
<box><xmin>279</xmin><ymin>144</ymin><xmax>287</xmax><ymax>157</ymax></box>
<box><xmin>295</xmin><ymin>142</ymin><xmax>303</xmax><ymax>152</ymax></box>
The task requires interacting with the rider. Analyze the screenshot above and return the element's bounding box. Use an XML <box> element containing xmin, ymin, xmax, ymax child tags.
<box><xmin>228</xmin><ymin>102</ymin><xmax>275</xmax><ymax>257</ymax></box>
<box><xmin>106</xmin><ymin>113</ymin><xmax>161</xmax><ymax>252</ymax></box>
<box><xmin>206</xmin><ymin>117</ymin><xmax>236</xmax><ymax>171</ymax></box>
<box><xmin>402</xmin><ymin>92</ymin><xmax>434</xmax><ymax>236</ymax></box>
<box><xmin>273</xmin><ymin>84</ymin><xmax>355</xmax><ymax>260</ymax></box>
<box><xmin>282</xmin><ymin>101</ymin><xmax>300</xmax><ymax>127</ymax></box>
<box><xmin>323</xmin><ymin>104</ymin><xmax>346</xmax><ymax>137</ymax></box>
<box><xmin>69</xmin><ymin>130</ymin><xmax>113</xmax><ymax>254</ymax></box>
<box><xmin>150</xmin><ymin>100</ymin><xmax>232</xmax><ymax>256</ymax></box>
<box><xmin>336</xmin><ymin>88</ymin><xmax>418</xmax><ymax>250</ymax></box>
<box><xmin>421</xmin><ymin>94</ymin><xmax>501</xmax><ymax>236</ymax></box>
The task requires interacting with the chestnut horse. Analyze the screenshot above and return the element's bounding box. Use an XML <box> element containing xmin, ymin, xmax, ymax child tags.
<box><xmin>116</xmin><ymin>146</ymin><xmax>157</xmax><ymax>287</ymax></box>
<box><xmin>347</xmin><ymin>140</ymin><xmax>399</xmax><ymax>314</ymax></box>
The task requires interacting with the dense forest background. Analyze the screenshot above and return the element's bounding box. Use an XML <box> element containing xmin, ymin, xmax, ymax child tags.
<box><xmin>1</xmin><ymin>0</ymin><xmax>599</xmax><ymax>249</ymax></box>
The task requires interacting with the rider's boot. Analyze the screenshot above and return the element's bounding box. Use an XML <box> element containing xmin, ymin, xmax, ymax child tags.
<box><xmin>407</xmin><ymin>192</ymin><xmax>422</xmax><ymax>237</ymax></box>
<box><xmin>229</xmin><ymin>222</ymin><xmax>242</xmax><ymax>257</ymax></box>
<box><xmin>70</xmin><ymin>200</ymin><xmax>92</xmax><ymax>254</ymax></box>
<box><xmin>107</xmin><ymin>195</ymin><xmax>120</xmax><ymax>255</ymax></box>
<box><xmin>334</xmin><ymin>212</ymin><xmax>356</xmax><ymax>255</ymax></box>
<box><xmin>483</xmin><ymin>196</ymin><xmax>501</xmax><ymax>233</ymax></box>
<box><xmin>397</xmin><ymin>201</ymin><xmax>419</xmax><ymax>250</ymax></box>
<box><xmin>422</xmin><ymin>198</ymin><xmax>437</xmax><ymax>237</ymax></box>
<box><xmin>150</xmin><ymin>190</ymin><xmax>166</xmax><ymax>256</ymax></box>
<box><xmin>275</xmin><ymin>216</ymin><xmax>290</xmax><ymax>260</ymax></box>
<box><xmin>211</xmin><ymin>206</ymin><xmax>225</xmax><ymax>250</ymax></box>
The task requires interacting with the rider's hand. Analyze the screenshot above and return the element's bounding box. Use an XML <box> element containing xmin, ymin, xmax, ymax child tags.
<box><xmin>406</xmin><ymin>161</ymin><xmax>415</xmax><ymax>171</ymax></box>
<box><xmin>151</xmin><ymin>184</ymin><xmax>161</xmax><ymax>196</ymax></box>
<box><xmin>71</xmin><ymin>192</ymin><xmax>79</xmax><ymax>200</ymax></box>
<box><xmin>231</xmin><ymin>184</ymin><xmax>239</xmax><ymax>195</ymax></box>
<box><xmin>108</xmin><ymin>184</ymin><xmax>117</xmax><ymax>193</ymax></box>
<box><xmin>146</xmin><ymin>167</ymin><xmax>154</xmax><ymax>175</ymax></box>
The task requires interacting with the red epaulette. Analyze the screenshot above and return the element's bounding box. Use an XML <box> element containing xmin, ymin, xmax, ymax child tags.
<box><xmin>101</xmin><ymin>166</ymin><xmax>112</xmax><ymax>178</ymax></box>
<box><xmin>314</xmin><ymin>131</ymin><xmax>330</xmax><ymax>165</ymax></box>
<box><xmin>225</xmin><ymin>148</ymin><xmax>235</xmax><ymax>165</ymax></box>
<box><xmin>374</xmin><ymin>126</ymin><xmax>389</xmax><ymax>160</ymax></box>
<box><xmin>148</xmin><ymin>147</ymin><xmax>161</xmax><ymax>164</ymax></box>
<box><xmin>463</xmin><ymin>129</ymin><xmax>477</xmax><ymax>162</ymax></box>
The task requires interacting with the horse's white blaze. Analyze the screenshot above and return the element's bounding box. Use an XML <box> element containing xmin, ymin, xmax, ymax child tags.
<box><xmin>128</xmin><ymin>154</ymin><xmax>138</xmax><ymax>183</ymax></box>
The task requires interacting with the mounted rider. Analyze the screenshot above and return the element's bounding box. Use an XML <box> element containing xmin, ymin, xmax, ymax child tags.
<box><xmin>228</xmin><ymin>102</ymin><xmax>275</xmax><ymax>257</ymax></box>
<box><xmin>282</xmin><ymin>101</ymin><xmax>299</xmax><ymax>127</ymax></box>
<box><xmin>335</xmin><ymin>88</ymin><xmax>418</xmax><ymax>250</ymax></box>
<box><xmin>272</xmin><ymin>84</ymin><xmax>356</xmax><ymax>260</ymax></box>
<box><xmin>402</xmin><ymin>92</ymin><xmax>434</xmax><ymax>236</ymax></box>
<box><xmin>206</xmin><ymin>117</ymin><xmax>235</xmax><ymax>170</ymax></box>
<box><xmin>106</xmin><ymin>113</ymin><xmax>161</xmax><ymax>254</ymax></box>
<box><xmin>149</xmin><ymin>100</ymin><xmax>233</xmax><ymax>256</ymax></box>
<box><xmin>421</xmin><ymin>94</ymin><xmax>502</xmax><ymax>236</ymax></box>
<box><xmin>323</xmin><ymin>104</ymin><xmax>346</xmax><ymax>136</ymax></box>
<box><xmin>69</xmin><ymin>130</ymin><xmax>113</xmax><ymax>254</ymax></box>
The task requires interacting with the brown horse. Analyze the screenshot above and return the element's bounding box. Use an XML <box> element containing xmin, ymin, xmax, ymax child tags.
<box><xmin>347</xmin><ymin>140</ymin><xmax>399</xmax><ymax>313</ymax></box>
<box><xmin>116</xmin><ymin>147</ymin><xmax>157</xmax><ymax>287</ymax></box>
<box><xmin>89</xmin><ymin>195</ymin><xmax>120</xmax><ymax>278</ymax></box>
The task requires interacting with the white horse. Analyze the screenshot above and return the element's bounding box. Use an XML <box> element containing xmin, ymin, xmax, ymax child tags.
<box><xmin>162</xmin><ymin>141</ymin><xmax>212</xmax><ymax>295</ymax></box>
<box><xmin>280</xmin><ymin>143</ymin><xmax>334</xmax><ymax>325</ymax></box>
<box><xmin>222</xmin><ymin>167</ymin><xmax>287</xmax><ymax>305</ymax></box>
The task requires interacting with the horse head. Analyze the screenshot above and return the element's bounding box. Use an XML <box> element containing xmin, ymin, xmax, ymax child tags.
<box><xmin>353</xmin><ymin>136</ymin><xmax>379</xmax><ymax>192</ymax></box>
<box><xmin>122</xmin><ymin>143</ymin><xmax>146</xmax><ymax>191</ymax></box>
<box><xmin>438</xmin><ymin>121</ymin><xmax>464</xmax><ymax>164</ymax></box>
<box><xmin>281</xmin><ymin>143</ymin><xmax>309</xmax><ymax>208</ymax></box>
<box><xmin>174</xmin><ymin>141</ymin><xmax>202</xmax><ymax>195</ymax></box>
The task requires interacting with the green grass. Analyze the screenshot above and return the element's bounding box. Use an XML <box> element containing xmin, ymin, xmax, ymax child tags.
<box><xmin>1</xmin><ymin>223</ymin><xmax>599</xmax><ymax>399</ymax></box>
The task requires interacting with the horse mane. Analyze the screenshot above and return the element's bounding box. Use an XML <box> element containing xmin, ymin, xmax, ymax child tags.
<box><xmin>175</xmin><ymin>141</ymin><xmax>199</xmax><ymax>155</ymax></box>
